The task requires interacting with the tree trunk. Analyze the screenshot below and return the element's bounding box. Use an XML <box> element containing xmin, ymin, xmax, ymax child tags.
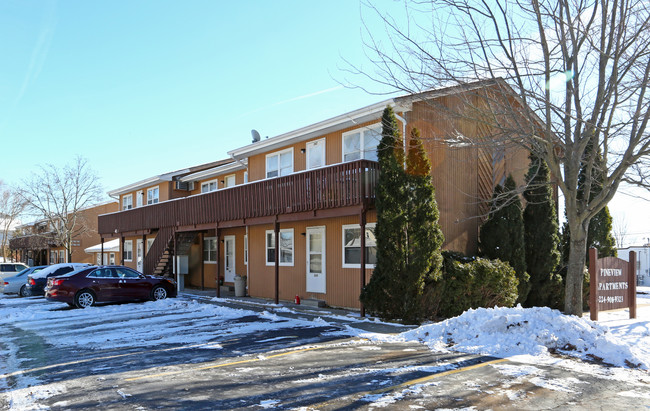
<box><xmin>564</xmin><ymin>221</ymin><xmax>588</xmax><ymax>316</ymax></box>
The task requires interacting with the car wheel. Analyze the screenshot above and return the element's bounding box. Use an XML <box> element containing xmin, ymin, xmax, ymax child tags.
<box><xmin>19</xmin><ymin>285</ymin><xmax>30</xmax><ymax>297</ymax></box>
<box><xmin>151</xmin><ymin>285</ymin><xmax>168</xmax><ymax>301</ymax></box>
<box><xmin>75</xmin><ymin>290</ymin><xmax>95</xmax><ymax>308</ymax></box>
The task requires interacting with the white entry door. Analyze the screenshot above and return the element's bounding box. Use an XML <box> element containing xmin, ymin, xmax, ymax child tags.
<box><xmin>136</xmin><ymin>239</ymin><xmax>144</xmax><ymax>272</ymax></box>
<box><xmin>224</xmin><ymin>236</ymin><xmax>236</xmax><ymax>282</ymax></box>
<box><xmin>306</xmin><ymin>226</ymin><xmax>326</xmax><ymax>293</ymax></box>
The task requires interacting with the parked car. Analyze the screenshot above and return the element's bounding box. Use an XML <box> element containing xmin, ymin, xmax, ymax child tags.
<box><xmin>0</xmin><ymin>263</ymin><xmax>29</xmax><ymax>280</ymax></box>
<box><xmin>44</xmin><ymin>265</ymin><xmax>177</xmax><ymax>308</ymax></box>
<box><xmin>26</xmin><ymin>263</ymin><xmax>90</xmax><ymax>296</ymax></box>
<box><xmin>1</xmin><ymin>266</ymin><xmax>47</xmax><ymax>296</ymax></box>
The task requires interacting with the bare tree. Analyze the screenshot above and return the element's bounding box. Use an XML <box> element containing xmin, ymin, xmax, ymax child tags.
<box><xmin>0</xmin><ymin>182</ymin><xmax>27</xmax><ymax>261</ymax></box>
<box><xmin>20</xmin><ymin>156</ymin><xmax>103</xmax><ymax>262</ymax></box>
<box><xmin>348</xmin><ymin>0</ymin><xmax>650</xmax><ymax>316</ymax></box>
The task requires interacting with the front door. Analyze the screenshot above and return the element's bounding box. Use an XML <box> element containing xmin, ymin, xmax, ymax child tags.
<box><xmin>224</xmin><ymin>236</ymin><xmax>236</xmax><ymax>283</ymax></box>
<box><xmin>306</xmin><ymin>226</ymin><xmax>326</xmax><ymax>293</ymax></box>
<box><xmin>136</xmin><ymin>239</ymin><xmax>144</xmax><ymax>273</ymax></box>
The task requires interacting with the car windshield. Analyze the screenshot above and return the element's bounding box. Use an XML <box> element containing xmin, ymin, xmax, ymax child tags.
<box><xmin>16</xmin><ymin>267</ymin><xmax>30</xmax><ymax>276</ymax></box>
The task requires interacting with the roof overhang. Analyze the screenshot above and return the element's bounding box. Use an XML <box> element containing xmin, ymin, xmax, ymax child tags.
<box><xmin>180</xmin><ymin>160</ymin><xmax>247</xmax><ymax>183</ymax></box>
<box><xmin>107</xmin><ymin>174</ymin><xmax>179</xmax><ymax>198</ymax></box>
<box><xmin>84</xmin><ymin>238</ymin><xmax>120</xmax><ymax>254</ymax></box>
<box><xmin>228</xmin><ymin>98</ymin><xmax>411</xmax><ymax>160</ymax></box>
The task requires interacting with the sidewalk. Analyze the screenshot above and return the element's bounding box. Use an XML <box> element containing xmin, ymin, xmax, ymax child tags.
<box><xmin>179</xmin><ymin>288</ymin><xmax>417</xmax><ymax>335</ymax></box>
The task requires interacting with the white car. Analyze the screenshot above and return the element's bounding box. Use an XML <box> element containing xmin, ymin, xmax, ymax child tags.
<box><xmin>0</xmin><ymin>263</ymin><xmax>30</xmax><ymax>281</ymax></box>
<box><xmin>1</xmin><ymin>266</ymin><xmax>47</xmax><ymax>296</ymax></box>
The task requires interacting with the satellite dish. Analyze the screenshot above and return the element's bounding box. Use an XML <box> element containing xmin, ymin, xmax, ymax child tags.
<box><xmin>251</xmin><ymin>129</ymin><xmax>261</xmax><ymax>143</ymax></box>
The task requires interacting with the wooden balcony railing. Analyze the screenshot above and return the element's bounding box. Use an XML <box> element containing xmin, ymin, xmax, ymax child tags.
<box><xmin>99</xmin><ymin>160</ymin><xmax>378</xmax><ymax>236</ymax></box>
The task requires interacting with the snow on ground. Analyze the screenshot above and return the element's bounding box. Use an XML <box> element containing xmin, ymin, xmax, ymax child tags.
<box><xmin>360</xmin><ymin>290</ymin><xmax>650</xmax><ymax>376</ymax></box>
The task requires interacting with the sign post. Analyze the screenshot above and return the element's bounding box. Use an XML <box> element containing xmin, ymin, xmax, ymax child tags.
<box><xmin>589</xmin><ymin>248</ymin><xmax>637</xmax><ymax>321</ymax></box>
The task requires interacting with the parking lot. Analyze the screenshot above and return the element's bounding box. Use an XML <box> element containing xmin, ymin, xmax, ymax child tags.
<box><xmin>1</xmin><ymin>294</ymin><xmax>650</xmax><ymax>410</ymax></box>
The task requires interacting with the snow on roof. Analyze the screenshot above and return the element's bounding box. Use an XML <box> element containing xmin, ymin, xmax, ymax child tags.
<box><xmin>84</xmin><ymin>239</ymin><xmax>120</xmax><ymax>254</ymax></box>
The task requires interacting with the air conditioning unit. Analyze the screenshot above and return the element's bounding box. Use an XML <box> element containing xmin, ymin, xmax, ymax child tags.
<box><xmin>175</xmin><ymin>181</ymin><xmax>194</xmax><ymax>191</ymax></box>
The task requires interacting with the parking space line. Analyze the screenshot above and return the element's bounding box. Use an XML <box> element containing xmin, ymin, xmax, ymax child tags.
<box><xmin>124</xmin><ymin>346</ymin><xmax>325</xmax><ymax>382</ymax></box>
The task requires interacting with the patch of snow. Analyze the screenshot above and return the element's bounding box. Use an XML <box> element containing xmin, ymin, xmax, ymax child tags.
<box><xmin>258</xmin><ymin>399</ymin><xmax>280</xmax><ymax>408</ymax></box>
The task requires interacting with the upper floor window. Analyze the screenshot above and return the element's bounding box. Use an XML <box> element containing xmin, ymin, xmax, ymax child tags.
<box><xmin>266</xmin><ymin>148</ymin><xmax>293</xmax><ymax>179</ymax></box>
<box><xmin>224</xmin><ymin>174</ymin><xmax>236</xmax><ymax>188</ymax></box>
<box><xmin>147</xmin><ymin>187</ymin><xmax>159</xmax><ymax>205</ymax></box>
<box><xmin>122</xmin><ymin>194</ymin><xmax>133</xmax><ymax>210</ymax></box>
<box><xmin>342</xmin><ymin>125</ymin><xmax>381</xmax><ymax>162</ymax></box>
<box><xmin>306</xmin><ymin>138</ymin><xmax>325</xmax><ymax>169</ymax></box>
<box><xmin>201</xmin><ymin>180</ymin><xmax>218</xmax><ymax>193</ymax></box>
<box><xmin>136</xmin><ymin>190</ymin><xmax>144</xmax><ymax>207</ymax></box>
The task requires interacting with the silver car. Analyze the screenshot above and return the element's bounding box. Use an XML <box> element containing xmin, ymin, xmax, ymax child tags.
<box><xmin>1</xmin><ymin>266</ymin><xmax>46</xmax><ymax>296</ymax></box>
<box><xmin>0</xmin><ymin>263</ymin><xmax>29</xmax><ymax>281</ymax></box>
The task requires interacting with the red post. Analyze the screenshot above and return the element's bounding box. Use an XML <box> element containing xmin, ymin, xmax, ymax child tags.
<box><xmin>589</xmin><ymin>248</ymin><xmax>598</xmax><ymax>321</ymax></box>
<box><xmin>629</xmin><ymin>251</ymin><xmax>637</xmax><ymax>319</ymax></box>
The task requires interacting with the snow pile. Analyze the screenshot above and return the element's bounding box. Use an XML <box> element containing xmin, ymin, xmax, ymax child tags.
<box><xmin>391</xmin><ymin>305</ymin><xmax>648</xmax><ymax>369</ymax></box>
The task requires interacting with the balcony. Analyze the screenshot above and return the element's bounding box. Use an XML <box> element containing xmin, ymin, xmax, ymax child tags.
<box><xmin>98</xmin><ymin>160</ymin><xmax>378</xmax><ymax>236</ymax></box>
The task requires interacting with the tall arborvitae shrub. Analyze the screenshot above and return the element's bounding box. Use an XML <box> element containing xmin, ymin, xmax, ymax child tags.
<box><xmin>404</xmin><ymin>128</ymin><xmax>444</xmax><ymax>319</ymax></box>
<box><xmin>522</xmin><ymin>155</ymin><xmax>562</xmax><ymax>308</ymax></box>
<box><xmin>360</xmin><ymin>106</ymin><xmax>408</xmax><ymax>321</ymax></box>
<box><xmin>479</xmin><ymin>175</ymin><xmax>529</xmax><ymax>303</ymax></box>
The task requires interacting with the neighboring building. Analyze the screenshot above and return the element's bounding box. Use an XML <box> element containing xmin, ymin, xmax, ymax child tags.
<box><xmin>85</xmin><ymin>238</ymin><xmax>120</xmax><ymax>265</ymax></box>
<box><xmin>98</xmin><ymin>80</ymin><xmax>531</xmax><ymax>309</ymax></box>
<box><xmin>617</xmin><ymin>245</ymin><xmax>650</xmax><ymax>286</ymax></box>
<box><xmin>10</xmin><ymin>202</ymin><xmax>119</xmax><ymax>265</ymax></box>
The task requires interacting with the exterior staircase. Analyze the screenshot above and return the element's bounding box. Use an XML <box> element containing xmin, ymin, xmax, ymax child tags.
<box><xmin>145</xmin><ymin>229</ymin><xmax>197</xmax><ymax>277</ymax></box>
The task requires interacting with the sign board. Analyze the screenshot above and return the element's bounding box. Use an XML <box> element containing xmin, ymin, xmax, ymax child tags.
<box><xmin>589</xmin><ymin>248</ymin><xmax>637</xmax><ymax>321</ymax></box>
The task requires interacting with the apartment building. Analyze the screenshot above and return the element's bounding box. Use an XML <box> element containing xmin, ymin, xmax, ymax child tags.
<box><xmin>98</xmin><ymin>80</ymin><xmax>531</xmax><ymax>309</ymax></box>
<box><xmin>10</xmin><ymin>201</ymin><xmax>119</xmax><ymax>266</ymax></box>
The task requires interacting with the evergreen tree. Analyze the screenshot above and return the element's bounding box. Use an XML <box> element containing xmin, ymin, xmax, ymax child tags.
<box><xmin>360</xmin><ymin>106</ymin><xmax>409</xmax><ymax>321</ymax></box>
<box><xmin>404</xmin><ymin>128</ymin><xmax>444</xmax><ymax>315</ymax></box>
<box><xmin>479</xmin><ymin>175</ymin><xmax>529</xmax><ymax>303</ymax></box>
<box><xmin>522</xmin><ymin>155</ymin><xmax>562</xmax><ymax>308</ymax></box>
<box><xmin>360</xmin><ymin>109</ymin><xmax>444</xmax><ymax>323</ymax></box>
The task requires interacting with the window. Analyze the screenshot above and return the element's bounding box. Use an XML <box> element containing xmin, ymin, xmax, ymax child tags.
<box><xmin>136</xmin><ymin>190</ymin><xmax>143</xmax><ymax>207</ymax></box>
<box><xmin>122</xmin><ymin>194</ymin><xmax>133</xmax><ymax>210</ymax></box>
<box><xmin>203</xmin><ymin>237</ymin><xmax>217</xmax><ymax>263</ymax></box>
<box><xmin>124</xmin><ymin>240</ymin><xmax>133</xmax><ymax>261</ymax></box>
<box><xmin>109</xmin><ymin>253</ymin><xmax>115</xmax><ymax>265</ymax></box>
<box><xmin>224</xmin><ymin>174</ymin><xmax>236</xmax><ymax>188</ymax></box>
<box><xmin>58</xmin><ymin>250</ymin><xmax>65</xmax><ymax>263</ymax></box>
<box><xmin>306</xmin><ymin>138</ymin><xmax>325</xmax><ymax>169</ymax></box>
<box><xmin>342</xmin><ymin>125</ymin><xmax>381</xmax><ymax>162</ymax></box>
<box><xmin>266</xmin><ymin>229</ymin><xmax>294</xmax><ymax>266</ymax></box>
<box><xmin>244</xmin><ymin>172</ymin><xmax>248</xmax><ymax>183</ymax></box>
<box><xmin>266</xmin><ymin>148</ymin><xmax>293</xmax><ymax>178</ymax></box>
<box><xmin>244</xmin><ymin>235</ymin><xmax>248</xmax><ymax>265</ymax></box>
<box><xmin>50</xmin><ymin>251</ymin><xmax>57</xmax><ymax>264</ymax></box>
<box><xmin>342</xmin><ymin>223</ymin><xmax>377</xmax><ymax>268</ymax></box>
<box><xmin>115</xmin><ymin>267</ymin><xmax>140</xmax><ymax>278</ymax></box>
<box><xmin>201</xmin><ymin>180</ymin><xmax>218</xmax><ymax>193</ymax></box>
<box><xmin>147</xmin><ymin>187</ymin><xmax>159</xmax><ymax>205</ymax></box>
<box><xmin>146</xmin><ymin>238</ymin><xmax>154</xmax><ymax>253</ymax></box>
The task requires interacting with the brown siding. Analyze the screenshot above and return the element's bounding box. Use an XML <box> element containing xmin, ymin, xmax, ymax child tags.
<box><xmin>247</xmin><ymin>211</ymin><xmax>376</xmax><ymax>309</ymax></box>
<box><xmin>188</xmin><ymin>170</ymin><xmax>247</xmax><ymax>196</ymax></box>
<box><xmin>247</xmin><ymin>120</ymin><xmax>381</xmax><ymax>182</ymax></box>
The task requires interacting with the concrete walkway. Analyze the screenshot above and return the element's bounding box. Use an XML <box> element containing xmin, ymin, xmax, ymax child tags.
<box><xmin>179</xmin><ymin>287</ymin><xmax>417</xmax><ymax>335</ymax></box>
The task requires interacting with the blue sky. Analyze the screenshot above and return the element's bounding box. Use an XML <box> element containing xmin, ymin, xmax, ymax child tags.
<box><xmin>1</xmin><ymin>1</ymin><xmax>647</xmax><ymax>246</ymax></box>
<box><xmin>0</xmin><ymin>0</ymin><xmax>400</xmax><ymax>191</ymax></box>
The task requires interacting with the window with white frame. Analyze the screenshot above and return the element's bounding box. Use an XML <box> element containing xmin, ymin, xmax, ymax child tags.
<box><xmin>147</xmin><ymin>187</ymin><xmax>159</xmax><ymax>204</ymax></box>
<box><xmin>224</xmin><ymin>174</ymin><xmax>236</xmax><ymax>187</ymax></box>
<box><xmin>50</xmin><ymin>251</ymin><xmax>57</xmax><ymax>264</ymax></box>
<box><xmin>266</xmin><ymin>148</ymin><xmax>293</xmax><ymax>179</ymax></box>
<box><xmin>136</xmin><ymin>190</ymin><xmax>143</xmax><ymax>207</ymax></box>
<box><xmin>124</xmin><ymin>240</ymin><xmax>133</xmax><ymax>261</ymax></box>
<box><xmin>342</xmin><ymin>124</ymin><xmax>381</xmax><ymax>162</ymax></box>
<box><xmin>201</xmin><ymin>180</ymin><xmax>218</xmax><ymax>193</ymax></box>
<box><xmin>122</xmin><ymin>194</ymin><xmax>133</xmax><ymax>210</ymax></box>
<box><xmin>244</xmin><ymin>235</ymin><xmax>248</xmax><ymax>265</ymax></box>
<box><xmin>244</xmin><ymin>171</ymin><xmax>248</xmax><ymax>183</ymax></box>
<box><xmin>109</xmin><ymin>253</ymin><xmax>115</xmax><ymax>265</ymax></box>
<box><xmin>58</xmin><ymin>250</ymin><xmax>65</xmax><ymax>263</ymax></box>
<box><xmin>203</xmin><ymin>237</ymin><xmax>217</xmax><ymax>263</ymax></box>
<box><xmin>266</xmin><ymin>229</ymin><xmax>294</xmax><ymax>266</ymax></box>
<box><xmin>146</xmin><ymin>238</ymin><xmax>154</xmax><ymax>253</ymax></box>
<box><xmin>342</xmin><ymin>223</ymin><xmax>377</xmax><ymax>268</ymax></box>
